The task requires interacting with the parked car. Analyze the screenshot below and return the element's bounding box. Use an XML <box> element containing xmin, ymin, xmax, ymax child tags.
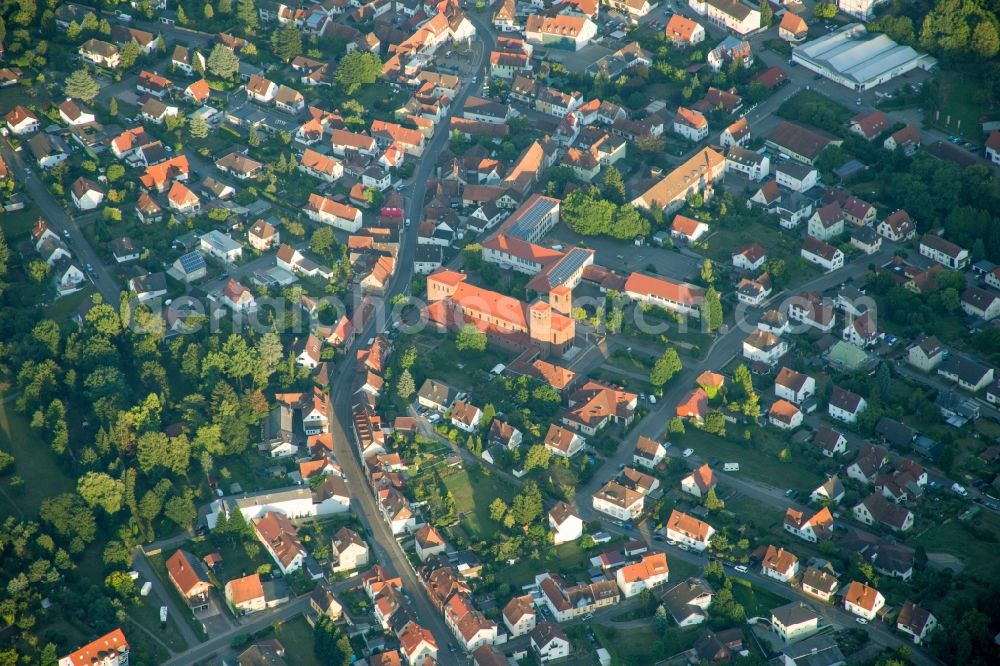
<box><xmin>856</xmin><ymin>618</ymin><xmax>868</xmax><ymax>625</ymax></box>
<box><xmin>682</xmin><ymin>448</ymin><xmax>694</xmax><ymax>457</ymax></box>
<box><xmin>734</xmin><ymin>565</ymin><xmax>749</xmax><ymax>573</ymax></box>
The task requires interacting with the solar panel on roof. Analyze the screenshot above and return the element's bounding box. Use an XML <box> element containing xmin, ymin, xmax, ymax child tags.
<box><xmin>179</xmin><ymin>251</ymin><xmax>206</xmax><ymax>273</ymax></box>
<box><xmin>508</xmin><ymin>198</ymin><xmax>557</xmax><ymax>240</ymax></box>
<box><xmin>546</xmin><ymin>248</ymin><xmax>591</xmax><ymax>288</ymax></box>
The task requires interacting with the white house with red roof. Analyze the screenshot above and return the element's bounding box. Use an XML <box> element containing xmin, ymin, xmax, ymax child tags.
<box><xmin>624</xmin><ymin>272</ymin><xmax>704</xmax><ymax>318</ymax></box>
<box><xmin>5</xmin><ymin>105</ymin><xmax>39</xmax><ymax>135</ymax></box>
<box><xmin>666</xmin><ymin>509</ymin><xmax>715</xmax><ymax>551</ymax></box>
<box><xmin>673</xmin><ymin>107</ymin><xmax>709</xmax><ymax>142</ymax></box>
<box><xmin>616</xmin><ymin>552</ymin><xmax>669</xmax><ymax>597</ymax></box>
<box><xmin>843</xmin><ymin>581</ymin><xmax>884</xmax><ymax>620</ymax></box>
<box><xmin>670</xmin><ymin>214</ymin><xmax>709</xmax><ymax>243</ymax></box>
<box><xmin>681</xmin><ymin>464</ymin><xmax>716</xmax><ymax>498</ymax></box>
<box><xmin>223</xmin><ymin>279</ymin><xmax>256</xmax><ymax>312</ymax></box>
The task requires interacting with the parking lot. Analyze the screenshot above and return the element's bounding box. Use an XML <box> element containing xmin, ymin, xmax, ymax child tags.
<box><xmin>542</xmin><ymin>227</ymin><xmax>703</xmax><ymax>282</ymax></box>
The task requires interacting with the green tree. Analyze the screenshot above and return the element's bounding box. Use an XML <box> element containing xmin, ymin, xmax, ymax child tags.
<box><xmin>82</xmin><ymin>11</ymin><xmax>98</xmax><ymax>31</ymax></box>
<box><xmin>177</xmin><ymin>4</ymin><xmax>187</xmax><ymax>23</ymax></box>
<box><xmin>759</xmin><ymin>0</ymin><xmax>772</xmax><ymax>27</ymax></box>
<box><xmin>248</xmin><ymin>124</ymin><xmax>261</xmax><ymax>147</ymax></box>
<box><xmin>67</xmin><ymin>20</ymin><xmax>81</xmax><ymax>39</ymax></box>
<box><xmin>813</xmin><ymin>2</ymin><xmax>837</xmax><ymax>19</ymax></box>
<box><xmin>704</xmin><ymin>487</ymin><xmax>725</xmax><ymax>511</ymax></box>
<box><xmin>456</xmin><ymin>324</ymin><xmax>487</xmax><ymax>353</ymax></box>
<box><xmin>207</xmin><ymin>43</ymin><xmax>239</xmax><ymax>78</ymax></box>
<box><xmin>522</xmin><ymin>444</ymin><xmax>551</xmax><ymax>472</ymax></box>
<box><xmin>204</xmin><ymin>2</ymin><xmax>215</xmax><ymax>19</ymax></box>
<box><xmin>165</xmin><ymin>494</ymin><xmax>197</xmax><ymax>528</ymax></box>
<box><xmin>650</xmin><ymin>348</ymin><xmax>683</xmax><ymax>387</ymax></box>
<box><xmin>120</xmin><ymin>39</ymin><xmax>141</xmax><ymax>68</ymax></box>
<box><xmin>489</xmin><ymin>497</ymin><xmax>508</xmax><ymax>522</ymax></box>
<box><xmin>77</xmin><ymin>472</ymin><xmax>125</xmax><ymax>514</ymax></box>
<box><xmin>668</xmin><ymin>416</ymin><xmax>686</xmax><ymax>435</ymax></box>
<box><xmin>189</xmin><ymin>115</ymin><xmax>209</xmax><ymax>139</ymax></box>
<box><xmin>313</xmin><ymin>614</ymin><xmax>352</xmax><ymax>666</ymax></box>
<box><xmin>237</xmin><ymin>0</ymin><xmax>258</xmax><ymax>33</ymax></box>
<box><xmin>219</xmin><ymin>0</ymin><xmax>232</xmax><ymax>12</ymax></box>
<box><xmin>510</xmin><ymin>482</ymin><xmax>543</xmax><ymax>526</ymax></box>
<box><xmin>702</xmin><ymin>287</ymin><xmax>723</xmax><ymax>332</ymax></box>
<box><xmin>703</xmin><ymin>411</ymin><xmax>726</xmax><ymax>436</ymax></box>
<box><xmin>971</xmin><ymin>20</ymin><xmax>1000</xmax><ymax>59</ymax></box>
<box><xmin>699</xmin><ymin>259</ymin><xmax>714</xmax><ymax>286</ymax></box>
<box><xmin>397</xmin><ymin>369</ymin><xmax>415</xmax><ymax>400</ymax></box>
<box><xmin>335</xmin><ymin>51</ymin><xmax>382</xmax><ymax>94</ymax></box>
<box><xmin>602</xmin><ymin>165</ymin><xmax>626</xmax><ymax>204</ymax></box>
<box><xmin>64</xmin><ymin>69</ymin><xmax>100</xmax><ymax>104</ymax></box>
<box><xmin>310</xmin><ymin>226</ymin><xmax>336</xmax><ymax>257</ymax></box>
<box><xmin>270</xmin><ymin>23</ymin><xmax>303</xmax><ymax>62</ymax></box>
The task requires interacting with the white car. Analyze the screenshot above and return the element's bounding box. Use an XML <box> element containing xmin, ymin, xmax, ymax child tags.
<box><xmin>856</xmin><ymin>618</ymin><xmax>868</xmax><ymax>625</ymax></box>
<box><xmin>682</xmin><ymin>448</ymin><xmax>694</xmax><ymax>458</ymax></box>
<box><xmin>428</xmin><ymin>413</ymin><xmax>441</xmax><ymax>424</ymax></box>
<box><xmin>734</xmin><ymin>565</ymin><xmax>749</xmax><ymax>573</ymax></box>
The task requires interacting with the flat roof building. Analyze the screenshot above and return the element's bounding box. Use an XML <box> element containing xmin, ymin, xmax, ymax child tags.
<box><xmin>791</xmin><ymin>24</ymin><xmax>935</xmax><ymax>92</ymax></box>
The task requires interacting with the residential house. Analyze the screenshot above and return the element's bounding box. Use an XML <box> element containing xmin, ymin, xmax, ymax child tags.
<box><xmin>70</xmin><ymin>177</ymin><xmax>104</xmax><ymax>210</ymax></box>
<box><xmin>27</xmin><ymin>133</ymin><xmax>70</xmax><ymax>169</ymax></box>
<box><xmin>184</xmin><ymin>79</ymin><xmax>210</xmax><ymax>104</ymax></box>
<box><xmin>633</xmin><ymin>436</ymin><xmax>668</xmax><ymax>469</ymax></box>
<box><xmin>843</xmin><ymin>312</ymin><xmax>880</xmax><ymax>348</ymax></box>
<box><xmin>171</xmin><ymin>45</ymin><xmax>205</xmax><ymax>75</ymax></box>
<box><xmin>200</xmin><ymin>230</ymin><xmax>243</xmax><ymax>262</ymax></box>
<box><xmin>770</xmin><ymin>602</ymin><xmax>819</xmax><ymax>642</ymax></box>
<box><xmin>828</xmin><ymin>386</ymin><xmax>866</xmax><ymax>423</ymax></box>
<box><xmin>616</xmin><ymin>552</ymin><xmax>669</xmax><ymax>598</ymax></box>
<box><xmin>783</xmin><ymin>507</ymin><xmax>833</xmax><ymax>543</ymax></box>
<box><xmin>666</xmin><ymin>509</ymin><xmax>715</xmax><ymax>551</ymax></box>
<box><xmin>247</xmin><ymin>74</ymin><xmax>279</xmax><ymax>103</ymax></box>
<box><xmin>5</xmin><ymin>106</ymin><xmax>39</xmax><ymax>135</ymax></box>
<box><xmin>222</xmin><ymin>278</ymin><xmax>256</xmax><ymax>312</ymax></box>
<box><xmin>535</xmin><ymin>572</ymin><xmax>621</xmax><ymax>622</ymax></box>
<box><xmin>544</xmin><ymin>424</ymin><xmax>585</xmax><ymax>458</ymax></box>
<box><xmin>681</xmin><ymin>464</ymin><xmax>716</xmax><ymax>499</ymax></box>
<box><xmin>810</xmin><ymin>475</ymin><xmax>846</xmax><ymax>504</ymax></box>
<box><xmin>248</xmin><ymin>219</ymin><xmax>279</xmax><ymax>250</ymax></box>
<box><xmin>623</xmin><ymin>272</ymin><xmax>704</xmax><ymax>318</ymax></box>
<box><xmin>593</xmin><ymin>481</ymin><xmax>644</xmax><ymax>522</ymax></box>
<box><xmin>549</xmin><ymin>501</ymin><xmax>583</xmax><ymax>545</ymax></box>
<box><xmin>801</xmin><ymin>236</ymin><xmax>844</xmax><ymax>272</ymax></box>
<box><xmin>878</xmin><ymin>210</ymin><xmax>915</xmax><ymax>242</ymax></box>
<box><xmin>761</xmin><ymin>545</ymin><xmax>800</xmax><ymax>582</ymax></box>
<box><xmin>775</xmin><ymin>161</ymin><xmax>818</xmax><ymax>193</ymax></box>
<box><xmin>807</xmin><ymin>203</ymin><xmax>844</xmax><ymax>241</ymax></box>
<box><xmin>850</xmin><ymin>225</ymin><xmax>882</xmax><ymax>255</ymax></box>
<box><xmin>720</xmin><ymin>116</ymin><xmax>751</xmax><ymax>148</ymax></box>
<box><xmin>299</xmin><ymin>148</ymin><xmax>343</xmax><ymax>182</ymax></box>
<box><xmin>79</xmin><ymin>38</ymin><xmax>120</xmax><ymax>68</ymax></box>
<box><xmin>742</xmin><ymin>329</ymin><xmax>787</xmax><ymax>365</ymax></box>
<box><xmin>849</xmin><ymin>111</ymin><xmax>890</xmax><ymax>140</ymax></box>
<box><xmin>414</xmin><ymin>525</ymin><xmax>447</xmax><ymax>562</ymax></box>
<box><xmin>58</xmin><ymin>99</ymin><xmax>95</xmax><ymax>126</ymax></box>
<box><xmin>417</xmin><ymin>379</ymin><xmax>458</xmax><ymax>413</ymax></box>
<box><xmin>450</xmin><ymin>400</ymin><xmax>483</xmax><ymax>433</ymax></box>
<box><xmin>661</xmin><ymin>578</ymin><xmax>713</xmax><ymax>627</ymax></box>
<box><xmin>274</xmin><ymin>85</ymin><xmax>305</xmax><ymax>113</ymax></box>
<box><xmin>254</xmin><ymin>511</ymin><xmax>307</xmax><ymax>574</ymax></box>
<box><xmin>732</xmin><ymin>243</ymin><xmax>767</xmax><ymax>272</ymax></box>
<box><xmin>665</xmin><ymin>14</ymin><xmax>705</xmax><ymax>46</ymax></box>
<box><xmin>305</xmin><ymin>193</ymin><xmax>363</xmax><ymax>232</ymax></box>
<box><xmin>630</xmin><ymin>147</ymin><xmax>725</xmax><ymax>214</ymax></box>
<box><xmin>884</xmin><ymin>124</ymin><xmax>921</xmax><ymax>156</ymax></box>
<box><xmin>689</xmin><ymin>0</ymin><xmax>761</xmax><ymax>35</ymax></box>
<box><xmin>778</xmin><ymin>11</ymin><xmax>808</xmax><ymax>41</ymax></box>
<box><xmin>676</xmin><ymin>388</ymin><xmax>710</xmax><ymax>422</ymax></box>
<box><xmin>331</xmin><ymin>527</ymin><xmax>369</xmax><ymax>573</ymax></box>
<box><xmin>800</xmin><ymin>566</ymin><xmax>839</xmax><ymax>602</ymax></box>
<box><xmin>524</xmin><ymin>15</ymin><xmax>598</xmax><ymax>51</ymax></box>
<box><xmin>225</xmin><ymin>573</ymin><xmax>266</xmax><ymax>614</ymax></box>
<box><xmin>853</xmin><ymin>493</ymin><xmax>914</xmax><ymax>531</ymax></box>
<box><xmin>531</xmin><ymin>622</ymin><xmax>571</xmax><ymax>663</ymax></box>
<box><xmin>503</xmin><ymin>595</ymin><xmax>537</xmax><ymax>638</ymax></box>
<box><xmin>58</xmin><ymin>629</ymin><xmax>130</xmax><ymax>666</ymax></box>
<box><xmin>673</xmin><ymin>107</ymin><xmax>709</xmax><ymax>142</ymax></box>
<box><xmin>961</xmin><ymin>286</ymin><xmax>1000</xmax><ymax>320</ymax></box>
<box><xmin>725</xmin><ymin>145</ymin><xmax>769</xmax><ymax>181</ymax></box>
<box><xmin>919</xmin><ymin>234</ymin><xmax>969</xmax><ymax>270</ymax></box>
<box><xmin>166</xmin><ymin>549</ymin><xmax>213</xmax><ymax>612</ymax></box>
<box><xmin>775</xmin><ymin>367</ymin><xmax>815</xmax><ymax>405</ymax></box>
<box><xmin>846</xmin><ymin>445</ymin><xmax>888</xmax><ymax>484</ymax></box>
<box><xmin>937</xmin><ymin>355</ymin><xmax>994</xmax><ymax>392</ymax></box>
<box><xmin>769</xmin><ymin>399</ymin><xmax>803</xmax><ymax>430</ymax></box>
<box><xmin>670</xmin><ymin>214</ymin><xmax>709</xmax><ymax>243</ymax></box>
<box><xmin>843</xmin><ymin>581</ymin><xmax>884</xmax><ymax>620</ymax></box>
<box><xmin>897</xmin><ymin>602</ymin><xmax>937</xmax><ymax>645</ymax></box>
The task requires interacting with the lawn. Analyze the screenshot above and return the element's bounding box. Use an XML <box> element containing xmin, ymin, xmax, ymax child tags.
<box><xmin>129</xmin><ymin>592</ymin><xmax>190</xmax><ymax>654</ymax></box>
<box><xmin>187</xmin><ymin>536</ymin><xmax>273</xmax><ymax>581</ymax></box>
<box><xmin>441</xmin><ymin>466</ymin><xmax>515</xmax><ymax>539</ymax></box>
<box><xmin>0</xmin><ymin>387</ymin><xmax>75</xmax><ymax>518</ymax></box>
<box><xmin>724</xmin><ymin>494</ymin><xmax>787</xmax><ymax>534</ymax></box>
<box><xmin>730</xmin><ymin>577</ymin><xmax>791</xmax><ymax>617</ymax></box>
<box><xmin>272</xmin><ymin>615</ymin><xmax>322</xmax><ymax>666</ymax></box>
<box><xmin>677</xmin><ymin>429</ymin><xmax>824</xmax><ymax>493</ymax></box>
<box><xmin>925</xmin><ymin>69</ymin><xmax>987</xmax><ymax>141</ymax></box>
<box><xmin>503</xmin><ymin>538</ymin><xmax>608</xmax><ymax>588</ymax></box>
<box><xmin>912</xmin><ymin>511</ymin><xmax>1000</xmax><ymax>580</ymax></box>
<box><xmin>594</xmin><ymin>624</ymin><xmax>699</xmax><ymax>666</ymax></box>
<box><xmin>44</xmin><ymin>286</ymin><xmax>96</xmax><ymax>324</ymax></box>
<box><xmin>0</xmin><ymin>85</ymin><xmax>48</xmax><ymax>115</ymax></box>
<box><xmin>703</xmin><ymin>221</ymin><xmax>821</xmax><ymax>287</ymax></box>
<box><xmin>1</xmin><ymin>205</ymin><xmax>46</xmax><ymax>242</ymax></box>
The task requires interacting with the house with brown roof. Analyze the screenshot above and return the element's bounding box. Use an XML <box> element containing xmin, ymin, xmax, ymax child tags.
<box><xmin>247</xmin><ymin>74</ymin><xmax>279</xmax><ymax>103</ymax></box>
<box><xmin>549</xmin><ymin>501</ymin><xmax>583</xmax><ymax>544</ymax></box>
<box><xmin>742</xmin><ymin>329</ymin><xmax>787</xmax><ymax>365</ymax></box>
<box><xmin>801</xmin><ymin>236</ymin><xmax>844</xmax><ymax>273</ymax></box>
<box><xmin>6</xmin><ymin>105</ymin><xmax>39</xmax><ymax>135</ymax></box>
<box><xmin>254</xmin><ymin>511</ymin><xmax>307</xmax><ymax>574</ymax></box>
<box><xmin>878</xmin><ymin>210</ymin><xmax>915</xmax><ymax>242</ymax></box>
<box><xmin>843</xmin><ymin>581</ymin><xmax>884</xmax><ymax>620</ymax></box>
<box><xmin>450</xmin><ymin>400</ymin><xmax>483</xmax><ymax>433</ymax></box>
<box><xmin>79</xmin><ymin>38</ymin><xmax>120</xmax><ymax>68</ymax></box>
<box><xmin>800</xmin><ymin>566</ymin><xmax>839</xmax><ymax>602</ymax></box>
<box><xmin>919</xmin><ymin>234</ymin><xmax>969</xmax><ymax>270</ymax></box>
<box><xmin>673</xmin><ymin>107</ymin><xmax>709</xmax><ymax>142</ymax></box>
<box><xmin>884</xmin><ymin>124</ymin><xmax>921</xmax><ymax>156</ymax></box>
<box><xmin>665</xmin><ymin>14</ymin><xmax>705</xmax><ymax>45</ymax></box>
<box><xmin>631</xmin><ymin>147</ymin><xmax>726</xmax><ymax>213</ymax></box>
<box><xmin>761</xmin><ymin>545</ymin><xmax>800</xmax><ymax>582</ymax></box>
<box><xmin>778</xmin><ymin>11</ymin><xmax>808</xmax><ymax>41</ymax></box>
<box><xmin>783</xmin><ymin>507</ymin><xmax>832</xmax><ymax>543</ymax></box>
<box><xmin>732</xmin><ymin>242</ymin><xmax>767</xmax><ymax>272</ymax></box>
<box><xmin>616</xmin><ymin>552</ymin><xmax>669</xmax><ymax>598</ymax></box>
<box><xmin>681</xmin><ymin>463</ymin><xmax>716</xmax><ymax>498</ymax></box>
<box><xmin>828</xmin><ymin>386</ymin><xmax>867</xmax><ymax>424</ymax></box>
<box><xmin>225</xmin><ymin>573</ymin><xmax>266</xmax><ymax>614</ymax></box>
<box><xmin>769</xmin><ymin>399</ymin><xmax>803</xmax><ymax>430</ymax></box>
<box><xmin>248</xmin><ymin>219</ymin><xmax>279</xmax><ymax>250</ymax></box>
<box><xmin>593</xmin><ymin>480</ymin><xmax>644</xmax><ymax>521</ymax></box>
<box><xmin>670</xmin><ymin>214</ymin><xmax>709</xmax><ymax>243</ymax></box>
<box><xmin>666</xmin><ymin>509</ymin><xmax>715</xmax><ymax>551</ymax></box>
<box><xmin>414</xmin><ymin>524</ymin><xmax>447</xmax><ymax>562</ymax></box>
<box><xmin>331</xmin><ymin>527</ymin><xmax>369</xmax><ymax>572</ymax></box>
<box><xmin>850</xmin><ymin>110</ymin><xmax>890</xmax><ymax>141</ymax></box>
<box><xmin>166</xmin><ymin>550</ymin><xmax>213</xmax><ymax>612</ymax></box>
<box><xmin>544</xmin><ymin>423</ymin><xmax>585</xmax><ymax>458</ymax></box>
<box><xmin>765</xmin><ymin>121</ymin><xmax>840</xmax><ymax>165</ymax></box>
<box><xmin>853</xmin><ymin>493</ymin><xmax>914</xmax><ymax>531</ymax></box>
<box><xmin>561</xmin><ymin>380</ymin><xmax>638</xmax><ymax>436</ymax></box>
<box><xmin>633</xmin><ymin>436</ymin><xmax>668</xmax><ymax>469</ymax></box>
<box><xmin>897</xmin><ymin>602</ymin><xmax>937</xmax><ymax>644</ymax></box>
<box><xmin>503</xmin><ymin>595</ymin><xmax>537</xmax><ymax>638</ymax></box>
<box><xmin>676</xmin><ymin>388</ymin><xmax>710</xmax><ymax>422</ymax></box>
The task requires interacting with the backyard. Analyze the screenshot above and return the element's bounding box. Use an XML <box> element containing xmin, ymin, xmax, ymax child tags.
<box><xmin>441</xmin><ymin>466</ymin><xmax>515</xmax><ymax>540</ymax></box>
<box><xmin>912</xmin><ymin>510</ymin><xmax>1000</xmax><ymax>580</ymax></box>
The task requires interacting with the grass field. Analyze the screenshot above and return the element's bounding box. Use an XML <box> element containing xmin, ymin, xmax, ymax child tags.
<box><xmin>129</xmin><ymin>593</ymin><xmax>190</xmax><ymax>654</ymax></box>
<box><xmin>594</xmin><ymin>624</ymin><xmax>699</xmax><ymax>666</ymax></box>
<box><xmin>273</xmin><ymin>615</ymin><xmax>322</xmax><ymax>666</ymax></box>
<box><xmin>677</xmin><ymin>430</ymin><xmax>824</xmax><ymax>492</ymax></box>
<box><xmin>146</xmin><ymin>552</ymin><xmax>211</xmax><ymax>642</ymax></box>
<box><xmin>0</xmin><ymin>205</ymin><xmax>46</xmax><ymax>242</ymax></box>
<box><xmin>913</xmin><ymin>511</ymin><xmax>1000</xmax><ymax>579</ymax></box>
<box><xmin>441</xmin><ymin>466</ymin><xmax>515</xmax><ymax>539</ymax></box>
<box><xmin>730</xmin><ymin>578</ymin><xmax>791</xmax><ymax>617</ymax></box>
<box><xmin>0</xmin><ymin>387</ymin><xmax>75</xmax><ymax>518</ymax></box>
<box><xmin>925</xmin><ymin>70</ymin><xmax>986</xmax><ymax>141</ymax></box>
<box><xmin>504</xmin><ymin>539</ymin><xmax>601</xmax><ymax>588</ymax></box>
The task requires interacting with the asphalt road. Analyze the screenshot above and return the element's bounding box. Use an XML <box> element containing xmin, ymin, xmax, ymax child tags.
<box><xmin>312</xmin><ymin>23</ymin><xmax>496</xmax><ymax>664</ymax></box>
<box><xmin>0</xmin><ymin>138</ymin><xmax>121</xmax><ymax>304</ymax></box>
